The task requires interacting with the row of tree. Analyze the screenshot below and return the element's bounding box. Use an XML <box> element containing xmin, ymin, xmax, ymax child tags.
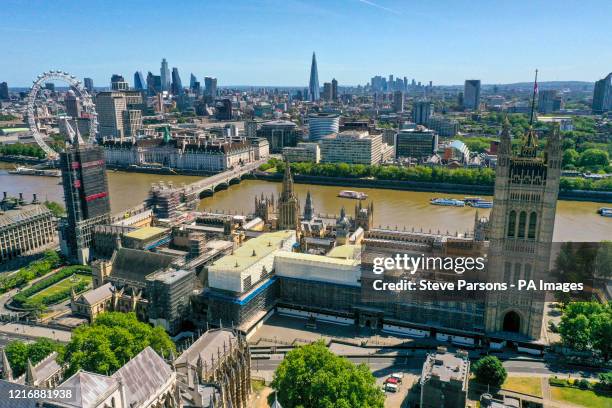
<box><xmin>0</xmin><ymin>251</ymin><xmax>62</xmax><ymax>294</ymax></box>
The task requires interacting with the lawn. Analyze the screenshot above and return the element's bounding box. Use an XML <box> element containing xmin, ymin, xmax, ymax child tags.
<box><xmin>502</xmin><ymin>376</ymin><xmax>542</xmax><ymax>397</ymax></box>
<box><xmin>28</xmin><ymin>275</ymin><xmax>92</xmax><ymax>303</ymax></box>
<box><xmin>551</xmin><ymin>386</ymin><xmax>612</xmax><ymax>408</ymax></box>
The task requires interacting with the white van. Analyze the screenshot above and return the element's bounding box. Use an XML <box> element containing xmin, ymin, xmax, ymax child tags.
<box><xmin>385</xmin><ymin>383</ymin><xmax>398</xmax><ymax>393</ymax></box>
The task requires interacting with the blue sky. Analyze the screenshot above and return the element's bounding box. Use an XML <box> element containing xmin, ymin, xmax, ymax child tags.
<box><xmin>1</xmin><ymin>0</ymin><xmax>611</xmax><ymax>87</ymax></box>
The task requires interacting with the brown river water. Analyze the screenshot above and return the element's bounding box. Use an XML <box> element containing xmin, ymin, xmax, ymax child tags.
<box><xmin>1</xmin><ymin>163</ymin><xmax>609</xmax><ymax>242</ymax></box>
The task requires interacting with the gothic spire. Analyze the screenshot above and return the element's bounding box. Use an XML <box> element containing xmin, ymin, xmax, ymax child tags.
<box><xmin>1</xmin><ymin>349</ymin><xmax>12</xmax><ymax>381</ymax></box>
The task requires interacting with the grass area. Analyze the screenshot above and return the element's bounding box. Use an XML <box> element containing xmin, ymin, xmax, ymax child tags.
<box><xmin>28</xmin><ymin>275</ymin><xmax>91</xmax><ymax>303</ymax></box>
<box><xmin>251</xmin><ymin>378</ymin><xmax>266</xmax><ymax>392</ymax></box>
<box><xmin>502</xmin><ymin>377</ymin><xmax>542</xmax><ymax>397</ymax></box>
<box><xmin>550</xmin><ymin>385</ymin><xmax>612</xmax><ymax>408</ymax></box>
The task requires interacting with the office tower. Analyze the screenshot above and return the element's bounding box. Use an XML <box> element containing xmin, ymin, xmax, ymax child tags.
<box><xmin>96</xmin><ymin>91</ymin><xmax>127</xmax><ymax>138</ymax></box>
<box><xmin>485</xmin><ymin>119</ymin><xmax>562</xmax><ymax>339</ymax></box>
<box><xmin>395</xmin><ymin>127</ymin><xmax>438</xmax><ymax>159</ymax></box>
<box><xmin>393</xmin><ymin>91</ymin><xmax>404</xmax><ymax>113</ymax></box>
<box><xmin>83</xmin><ymin>78</ymin><xmax>94</xmax><ymax>93</ymax></box>
<box><xmin>160</xmin><ymin>58</ymin><xmax>171</xmax><ymax>92</ymax></box>
<box><xmin>388</xmin><ymin>75</ymin><xmax>394</xmax><ymax>92</ymax></box>
<box><xmin>204</xmin><ymin>77</ymin><xmax>217</xmax><ymax>98</ymax></box>
<box><xmin>122</xmin><ymin>109</ymin><xmax>142</xmax><ymax>137</ymax></box>
<box><xmin>592</xmin><ymin>72</ymin><xmax>612</xmax><ymax>114</ymax></box>
<box><xmin>308</xmin><ymin>52</ymin><xmax>320</xmax><ymax>101</ymax></box>
<box><xmin>110</xmin><ymin>74</ymin><xmax>129</xmax><ymax>91</ymax></box>
<box><xmin>320</xmin><ymin>131</ymin><xmax>383</xmax><ymax>165</ymax></box>
<box><xmin>215</xmin><ymin>99</ymin><xmax>232</xmax><ymax>120</ymax></box>
<box><xmin>403</xmin><ymin>77</ymin><xmax>408</xmax><ymax>91</ymax></box>
<box><xmin>59</xmin><ymin>143</ymin><xmax>111</xmax><ymax>263</ymax></box>
<box><xmin>146</xmin><ymin>72</ymin><xmax>162</xmax><ymax>95</ymax></box>
<box><xmin>0</xmin><ymin>82</ymin><xmax>9</xmax><ymax>100</ymax></box>
<box><xmin>258</xmin><ymin>120</ymin><xmax>299</xmax><ymax>153</ymax></box>
<box><xmin>133</xmin><ymin>71</ymin><xmax>146</xmax><ymax>91</ymax></box>
<box><xmin>331</xmin><ymin>78</ymin><xmax>338</xmax><ymax>101</ymax></box>
<box><xmin>538</xmin><ymin>89</ymin><xmax>561</xmax><ymax>114</ymax></box>
<box><xmin>45</xmin><ymin>83</ymin><xmax>55</xmax><ymax>92</ymax></box>
<box><xmin>463</xmin><ymin>79</ymin><xmax>481</xmax><ymax>110</ymax></box>
<box><xmin>308</xmin><ymin>113</ymin><xmax>339</xmax><ymax>141</ymax></box>
<box><xmin>171</xmin><ymin>67</ymin><xmax>183</xmax><ymax>95</ymax></box>
<box><xmin>413</xmin><ymin>100</ymin><xmax>434</xmax><ymax>125</ymax></box>
<box><xmin>322</xmin><ymin>82</ymin><xmax>332</xmax><ymax>101</ymax></box>
<box><xmin>64</xmin><ymin>90</ymin><xmax>82</xmax><ymax>118</ymax></box>
<box><xmin>277</xmin><ymin>162</ymin><xmax>300</xmax><ymax>231</ymax></box>
<box><xmin>189</xmin><ymin>73</ymin><xmax>198</xmax><ymax>91</ymax></box>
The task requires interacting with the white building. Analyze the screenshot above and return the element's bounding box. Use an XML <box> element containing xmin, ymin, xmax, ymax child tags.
<box><xmin>282</xmin><ymin>142</ymin><xmax>321</xmax><ymax>163</ymax></box>
<box><xmin>308</xmin><ymin>113</ymin><xmax>340</xmax><ymax>141</ymax></box>
<box><xmin>320</xmin><ymin>131</ymin><xmax>383</xmax><ymax>165</ymax></box>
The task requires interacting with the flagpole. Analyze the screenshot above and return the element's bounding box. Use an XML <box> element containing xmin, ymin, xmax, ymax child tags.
<box><xmin>529</xmin><ymin>69</ymin><xmax>538</xmax><ymax>125</ymax></box>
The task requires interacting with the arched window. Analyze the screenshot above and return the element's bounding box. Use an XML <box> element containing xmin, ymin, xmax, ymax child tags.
<box><xmin>528</xmin><ymin>212</ymin><xmax>537</xmax><ymax>239</ymax></box>
<box><xmin>518</xmin><ymin>211</ymin><xmax>527</xmax><ymax>238</ymax></box>
<box><xmin>507</xmin><ymin>211</ymin><xmax>516</xmax><ymax>238</ymax></box>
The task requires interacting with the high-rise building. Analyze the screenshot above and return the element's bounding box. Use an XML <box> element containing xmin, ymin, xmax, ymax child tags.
<box><xmin>484</xmin><ymin>119</ymin><xmax>562</xmax><ymax>339</ymax></box>
<box><xmin>258</xmin><ymin>120</ymin><xmax>300</xmax><ymax>153</ymax></box>
<box><xmin>215</xmin><ymin>99</ymin><xmax>232</xmax><ymax>120</ymax></box>
<box><xmin>463</xmin><ymin>79</ymin><xmax>481</xmax><ymax>111</ymax></box>
<box><xmin>96</xmin><ymin>91</ymin><xmax>127</xmax><ymax>138</ymax></box>
<box><xmin>395</xmin><ymin>126</ymin><xmax>438</xmax><ymax>160</ymax></box>
<box><xmin>592</xmin><ymin>72</ymin><xmax>612</xmax><ymax>114</ymax></box>
<box><xmin>204</xmin><ymin>77</ymin><xmax>217</xmax><ymax>98</ymax></box>
<box><xmin>322</xmin><ymin>82</ymin><xmax>332</xmax><ymax>101</ymax></box>
<box><xmin>0</xmin><ymin>82</ymin><xmax>9</xmax><ymax>100</ymax></box>
<box><xmin>59</xmin><ymin>144</ymin><xmax>112</xmax><ymax>263</ymax></box>
<box><xmin>83</xmin><ymin>78</ymin><xmax>94</xmax><ymax>93</ymax></box>
<box><xmin>133</xmin><ymin>71</ymin><xmax>146</xmax><ymax>91</ymax></box>
<box><xmin>64</xmin><ymin>90</ymin><xmax>82</xmax><ymax>118</ymax></box>
<box><xmin>277</xmin><ymin>162</ymin><xmax>300</xmax><ymax>231</ymax></box>
<box><xmin>538</xmin><ymin>89</ymin><xmax>562</xmax><ymax>114</ymax></box>
<box><xmin>171</xmin><ymin>67</ymin><xmax>183</xmax><ymax>95</ymax></box>
<box><xmin>331</xmin><ymin>78</ymin><xmax>338</xmax><ymax>101</ymax></box>
<box><xmin>110</xmin><ymin>74</ymin><xmax>129</xmax><ymax>91</ymax></box>
<box><xmin>160</xmin><ymin>58</ymin><xmax>171</xmax><ymax>92</ymax></box>
<box><xmin>393</xmin><ymin>91</ymin><xmax>404</xmax><ymax>113</ymax></box>
<box><xmin>308</xmin><ymin>52</ymin><xmax>320</xmax><ymax>101</ymax></box>
<box><xmin>308</xmin><ymin>113</ymin><xmax>339</xmax><ymax>141</ymax></box>
<box><xmin>189</xmin><ymin>73</ymin><xmax>197</xmax><ymax>90</ymax></box>
<box><xmin>413</xmin><ymin>101</ymin><xmax>434</xmax><ymax>125</ymax></box>
<box><xmin>146</xmin><ymin>72</ymin><xmax>161</xmax><ymax>95</ymax></box>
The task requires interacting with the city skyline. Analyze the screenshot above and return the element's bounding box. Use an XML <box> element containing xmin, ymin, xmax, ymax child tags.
<box><xmin>2</xmin><ymin>0</ymin><xmax>612</xmax><ymax>87</ymax></box>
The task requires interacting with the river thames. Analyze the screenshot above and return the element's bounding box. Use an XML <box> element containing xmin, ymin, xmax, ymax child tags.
<box><xmin>1</xmin><ymin>164</ymin><xmax>609</xmax><ymax>242</ymax></box>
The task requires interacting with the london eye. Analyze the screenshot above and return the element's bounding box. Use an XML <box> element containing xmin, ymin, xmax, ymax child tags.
<box><xmin>26</xmin><ymin>70</ymin><xmax>97</xmax><ymax>160</ymax></box>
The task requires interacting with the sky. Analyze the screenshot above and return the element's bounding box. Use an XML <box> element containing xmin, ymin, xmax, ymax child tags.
<box><xmin>1</xmin><ymin>0</ymin><xmax>611</xmax><ymax>87</ymax></box>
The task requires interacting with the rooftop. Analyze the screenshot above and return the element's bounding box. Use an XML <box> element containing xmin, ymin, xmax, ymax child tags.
<box><xmin>422</xmin><ymin>350</ymin><xmax>469</xmax><ymax>385</ymax></box>
<box><xmin>274</xmin><ymin>251</ymin><xmax>359</xmax><ymax>267</ymax></box>
<box><xmin>327</xmin><ymin>244</ymin><xmax>361</xmax><ymax>260</ymax></box>
<box><xmin>209</xmin><ymin>230</ymin><xmax>295</xmax><ymax>272</ymax></box>
<box><xmin>124</xmin><ymin>226</ymin><xmax>169</xmax><ymax>241</ymax></box>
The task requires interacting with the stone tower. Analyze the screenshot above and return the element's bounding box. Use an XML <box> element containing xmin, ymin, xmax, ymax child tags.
<box><xmin>277</xmin><ymin>162</ymin><xmax>300</xmax><ymax>231</ymax></box>
<box><xmin>336</xmin><ymin>207</ymin><xmax>351</xmax><ymax>245</ymax></box>
<box><xmin>354</xmin><ymin>201</ymin><xmax>374</xmax><ymax>231</ymax></box>
<box><xmin>254</xmin><ymin>192</ymin><xmax>275</xmax><ymax>223</ymax></box>
<box><xmin>484</xmin><ymin>118</ymin><xmax>562</xmax><ymax>339</ymax></box>
<box><xmin>303</xmin><ymin>191</ymin><xmax>314</xmax><ymax>221</ymax></box>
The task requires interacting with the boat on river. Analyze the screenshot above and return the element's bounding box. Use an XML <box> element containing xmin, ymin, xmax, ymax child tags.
<box><xmin>338</xmin><ymin>190</ymin><xmax>368</xmax><ymax>200</ymax></box>
<box><xmin>8</xmin><ymin>166</ymin><xmax>61</xmax><ymax>177</ymax></box>
<box><xmin>430</xmin><ymin>198</ymin><xmax>465</xmax><ymax>207</ymax></box>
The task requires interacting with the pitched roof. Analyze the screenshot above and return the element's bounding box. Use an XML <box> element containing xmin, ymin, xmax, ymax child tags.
<box><xmin>0</xmin><ymin>380</ymin><xmax>40</xmax><ymax>408</ymax></box>
<box><xmin>55</xmin><ymin>370</ymin><xmax>119</xmax><ymax>408</ymax></box>
<box><xmin>175</xmin><ymin>329</ymin><xmax>237</xmax><ymax>369</ymax></box>
<box><xmin>112</xmin><ymin>346</ymin><xmax>174</xmax><ymax>407</ymax></box>
<box><xmin>77</xmin><ymin>282</ymin><xmax>113</xmax><ymax>305</ymax></box>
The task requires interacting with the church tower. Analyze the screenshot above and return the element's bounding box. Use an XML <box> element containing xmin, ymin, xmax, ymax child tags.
<box><xmin>303</xmin><ymin>191</ymin><xmax>314</xmax><ymax>221</ymax></box>
<box><xmin>484</xmin><ymin>114</ymin><xmax>562</xmax><ymax>339</ymax></box>
<box><xmin>277</xmin><ymin>161</ymin><xmax>300</xmax><ymax>231</ymax></box>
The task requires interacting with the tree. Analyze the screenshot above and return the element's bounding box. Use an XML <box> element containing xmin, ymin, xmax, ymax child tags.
<box><xmin>5</xmin><ymin>338</ymin><xmax>64</xmax><ymax>377</ymax></box>
<box><xmin>558</xmin><ymin>301</ymin><xmax>612</xmax><ymax>359</ymax></box>
<box><xmin>562</xmin><ymin>149</ymin><xmax>580</xmax><ymax>168</ymax></box>
<box><xmin>43</xmin><ymin>201</ymin><xmax>65</xmax><ymax>217</ymax></box>
<box><xmin>579</xmin><ymin>148</ymin><xmax>609</xmax><ymax>169</ymax></box>
<box><xmin>472</xmin><ymin>356</ymin><xmax>507</xmax><ymax>387</ymax></box>
<box><xmin>62</xmin><ymin>312</ymin><xmax>175</xmax><ymax>376</ymax></box>
<box><xmin>272</xmin><ymin>341</ymin><xmax>384</xmax><ymax>408</ymax></box>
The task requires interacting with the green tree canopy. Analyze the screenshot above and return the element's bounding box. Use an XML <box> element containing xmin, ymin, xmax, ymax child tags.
<box><xmin>579</xmin><ymin>148</ymin><xmax>609</xmax><ymax>170</ymax></box>
<box><xmin>558</xmin><ymin>301</ymin><xmax>612</xmax><ymax>359</ymax></box>
<box><xmin>62</xmin><ymin>312</ymin><xmax>175</xmax><ymax>376</ymax></box>
<box><xmin>5</xmin><ymin>338</ymin><xmax>64</xmax><ymax>378</ymax></box>
<box><xmin>272</xmin><ymin>341</ymin><xmax>384</xmax><ymax>408</ymax></box>
<box><xmin>43</xmin><ymin>201</ymin><xmax>65</xmax><ymax>217</ymax></box>
<box><xmin>472</xmin><ymin>356</ymin><xmax>507</xmax><ymax>387</ymax></box>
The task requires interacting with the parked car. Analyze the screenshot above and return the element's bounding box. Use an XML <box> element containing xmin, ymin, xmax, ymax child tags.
<box><xmin>390</xmin><ymin>372</ymin><xmax>404</xmax><ymax>383</ymax></box>
<box><xmin>385</xmin><ymin>377</ymin><xmax>399</xmax><ymax>385</ymax></box>
<box><xmin>385</xmin><ymin>383</ymin><xmax>398</xmax><ymax>392</ymax></box>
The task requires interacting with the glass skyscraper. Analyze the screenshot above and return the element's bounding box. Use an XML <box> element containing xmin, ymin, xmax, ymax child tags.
<box><xmin>309</xmin><ymin>52</ymin><xmax>320</xmax><ymax>102</ymax></box>
<box><xmin>160</xmin><ymin>58</ymin><xmax>171</xmax><ymax>92</ymax></box>
<box><xmin>133</xmin><ymin>71</ymin><xmax>146</xmax><ymax>90</ymax></box>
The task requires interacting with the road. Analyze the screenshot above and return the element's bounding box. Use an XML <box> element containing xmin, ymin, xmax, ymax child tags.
<box><xmin>251</xmin><ymin>354</ymin><xmax>604</xmax><ymax>379</ymax></box>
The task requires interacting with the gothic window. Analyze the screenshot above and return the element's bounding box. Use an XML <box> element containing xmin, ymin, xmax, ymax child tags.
<box><xmin>528</xmin><ymin>212</ymin><xmax>537</xmax><ymax>239</ymax></box>
<box><xmin>524</xmin><ymin>264</ymin><xmax>532</xmax><ymax>281</ymax></box>
<box><xmin>504</xmin><ymin>262</ymin><xmax>511</xmax><ymax>281</ymax></box>
<box><xmin>518</xmin><ymin>211</ymin><xmax>527</xmax><ymax>238</ymax></box>
<box><xmin>507</xmin><ymin>211</ymin><xmax>517</xmax><ymax>238</ymax></box>
<box><xmin>513</xmin><ymin>263</ymin><xmax>522</xmax><ymax>282</ymax></box>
